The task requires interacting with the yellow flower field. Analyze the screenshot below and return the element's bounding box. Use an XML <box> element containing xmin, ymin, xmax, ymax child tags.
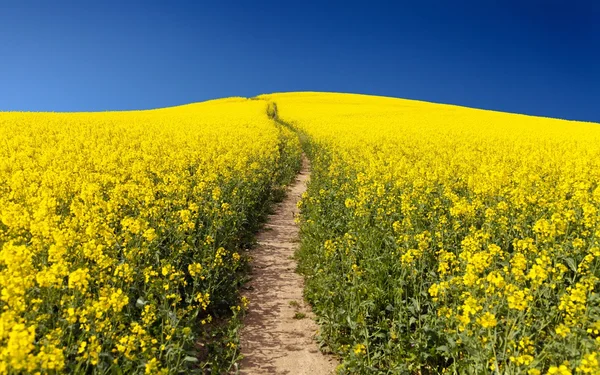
<box><xmin>262</xmin><ymin>92</ymin><xmax>600</xmax><ymax>374</ymax></box>
<box><xmin>0</xmin><ymin>98</ymin><xmax>301</xmax><ymax>374</ymax></box>
<box><xmin>2</xmin><ymin>91</ymin><xmax>599</xmax><ymax>374</ymax></box>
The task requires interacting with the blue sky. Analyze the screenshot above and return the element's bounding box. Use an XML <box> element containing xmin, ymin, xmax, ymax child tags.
<box><xmin>0</xmin><ymin>0</ymin><xmax>598</xmax><ymax>121</ymax></box>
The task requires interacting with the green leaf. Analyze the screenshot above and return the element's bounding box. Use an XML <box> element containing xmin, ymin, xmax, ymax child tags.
<box><xmin>565</xmin><ymin>257</ymin><xmax>577</xmax><ymax>273</ymax></box>
<box><xmin>437</xmin><ymin>345</ymin><xmax>450</xmax><ymax>355</ymax></box>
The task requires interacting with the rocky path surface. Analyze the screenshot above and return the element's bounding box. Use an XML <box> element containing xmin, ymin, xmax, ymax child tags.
<box><xmin>237</xmin><ymin>156</ymin><xmax>337</xmax><ymax>375</ymax></box>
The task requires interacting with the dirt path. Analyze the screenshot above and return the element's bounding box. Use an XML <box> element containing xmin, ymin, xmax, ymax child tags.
<box><xmin>237</xmin><ymin>156</ymin><xmax>337</xmax><ymax>375</ymax></box>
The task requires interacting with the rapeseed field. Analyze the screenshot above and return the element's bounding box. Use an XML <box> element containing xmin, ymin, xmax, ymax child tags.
<box><xmin>0</xmin><ymin>98</ymin><xmax>301</xmax><ymax>374</ymax></box>
<box><xmin>2</xmin><ymin>92</ymin><xmax>600</xmax><ymax>374</ymax></box>
<box><xmin>264</xmin><ymin>92</ymin><xmax>600</xmax><ymax>374</ymax></box>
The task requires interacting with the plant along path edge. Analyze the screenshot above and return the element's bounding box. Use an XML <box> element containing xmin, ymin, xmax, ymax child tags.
<box><xmin>237</xmin><ymin>155</ymin><xmax>337</xmax><ymax>375</ymax></box>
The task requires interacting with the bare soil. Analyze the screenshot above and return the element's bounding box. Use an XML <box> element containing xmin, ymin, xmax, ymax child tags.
<box><xmin>237</xmin><ymin>156</ymin><xmax>337</xmax><ymax>374</ymax></box>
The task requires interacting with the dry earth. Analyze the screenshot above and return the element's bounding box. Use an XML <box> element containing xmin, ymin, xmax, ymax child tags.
<box><xmin>237</xmin><ymin>156</ymin><xmax>337</xmax><ymax>375</ymax></box>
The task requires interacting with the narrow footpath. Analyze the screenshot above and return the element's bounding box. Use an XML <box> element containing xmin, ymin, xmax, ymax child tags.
<box><xmin>237</xmin><ymin>155</ymin><xmax>337</xmax><ymax>375</ymax></box>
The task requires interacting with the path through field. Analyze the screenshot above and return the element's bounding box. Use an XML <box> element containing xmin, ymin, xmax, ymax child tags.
<box><xmin>237</xmin><ymin>156</ymin><xmax>337</xmax><ymax>374</ymax></box>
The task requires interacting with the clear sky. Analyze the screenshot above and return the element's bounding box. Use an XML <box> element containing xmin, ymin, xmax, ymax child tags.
<box><xmin>1</xmin><ymin>0</ymin><xmax>598</xmax><ymax>121</ymax></box>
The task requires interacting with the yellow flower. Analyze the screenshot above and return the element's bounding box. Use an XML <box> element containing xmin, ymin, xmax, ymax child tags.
<box><xmin>78</xmin><ymin>341</ymin><xmax>87</xmax><ymax>354</ymax></box>
<box><xmin>506</xmin><ymin>286</ymin><xmax>533</xmax><ymax>311</ymax></box>
<box><xmin>145</xmin><ymin>358</ymin><xmax>161</xmax><ymax>374</ymax></box>
<box><xmin>353</xmin><ymin>343</ymin><xmax>366</xmax><ymax>356</ymax></box>
<box><xmin>188</xmin><ymin>263</ymin><xmax>203</xmax><ymax>277</ymax></box>
<box><xmin>555</xmin><ymin>324</ymin><xmax>571</xmax><ymax>338</ymax></box>
<box><xmin>477</xmin><ymin>312</ymin><xmax>497</xmax><ymax>329</ymax></box>
<box><xmin>547</xmin><ymin>364</ymin><xmax>572</xmax><ymax>375</ymax></box>
<box><xmin>576</xmin><ymin>352</ymin><xmax>599</xmax><ymax>374</ymax></box>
